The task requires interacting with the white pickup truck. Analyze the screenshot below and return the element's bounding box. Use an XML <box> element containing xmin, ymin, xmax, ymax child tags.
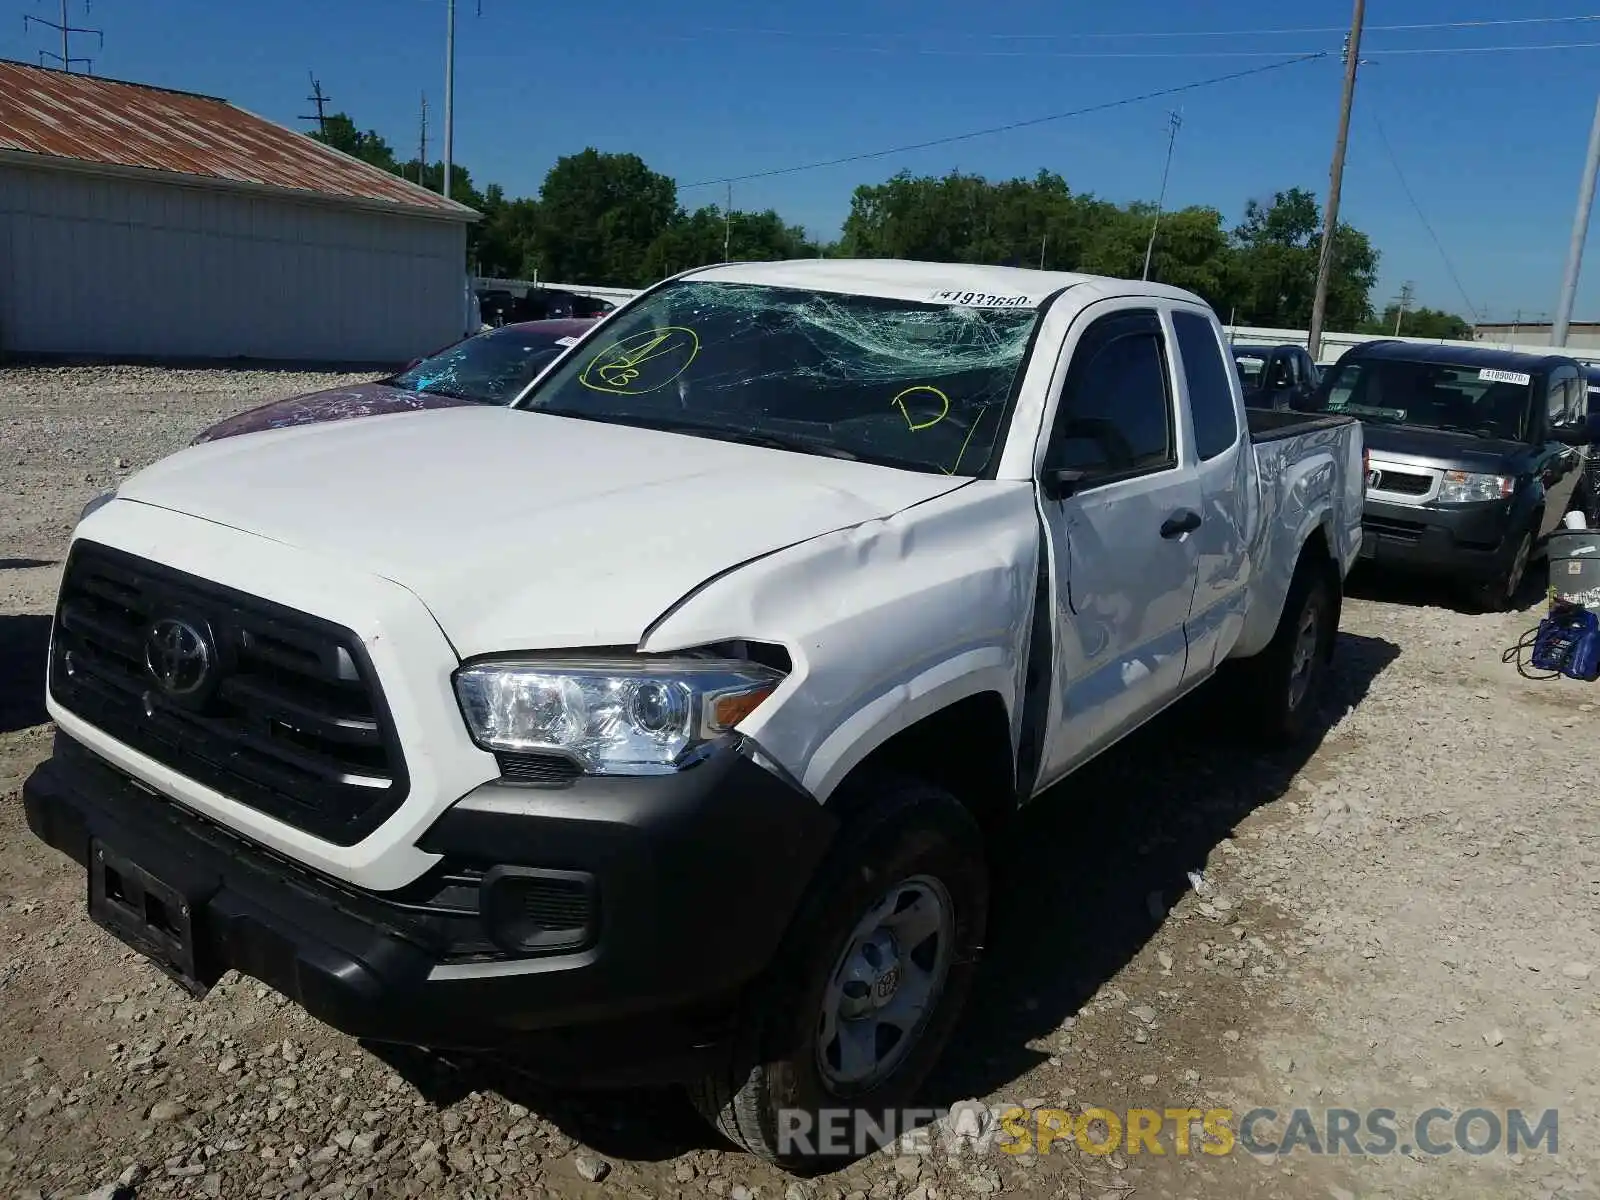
<box><xmin>26</xmin><ymin>260</ymin><xmax>1365</xmax><ymax>1166</ymax></box>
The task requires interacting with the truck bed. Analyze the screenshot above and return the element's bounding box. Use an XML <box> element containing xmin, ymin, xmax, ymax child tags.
<box><xmin>1246</xmin><ymin>407</ymin><xmax>1359</xmax><ymax>443</ymax></box>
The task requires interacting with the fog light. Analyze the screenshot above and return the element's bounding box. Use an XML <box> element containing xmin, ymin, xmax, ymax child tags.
<box><xmin>480</xmin><ymin>866</ymin><xmax>597</xmax><ymax>955</ymax></box>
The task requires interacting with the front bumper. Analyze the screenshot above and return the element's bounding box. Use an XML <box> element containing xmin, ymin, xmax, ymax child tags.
<box><xmin>23</xmin><ymin>732</ymin><xmax>836</xmax><ymax>1085</ymax></box>
<box><xmin>1359</xmin><ymin>496</ymin><xmax>1519</xmax><ymax>581</ymax></box>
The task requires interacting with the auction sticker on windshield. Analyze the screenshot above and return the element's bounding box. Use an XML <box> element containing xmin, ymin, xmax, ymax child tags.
<box><xmin>929</xmin><ymin>290</ymin><xmax>1037</xmax><ymax>308</ymax></box>
<box><xmin>1479</xmin><ymin>368</ymin><xmax>1532</xmax><ymax>386</ymax></box>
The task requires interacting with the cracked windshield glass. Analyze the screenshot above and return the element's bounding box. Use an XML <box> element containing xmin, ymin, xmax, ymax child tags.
<box><xmin>389</xmin><ymin>326</ymin><xmax>571</xmax><ymax>405</ymax></box>
<box><xmin>514</xmin><ymin>280</ymin><xmax>1041</xmax><ymax>475</ymax></box>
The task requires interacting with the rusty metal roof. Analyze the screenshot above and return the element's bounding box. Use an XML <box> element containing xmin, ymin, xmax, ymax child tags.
<box><xmin>0</xmin><ymin>60</ymin><xmax>477</xmax><ymax>220</ymax></box>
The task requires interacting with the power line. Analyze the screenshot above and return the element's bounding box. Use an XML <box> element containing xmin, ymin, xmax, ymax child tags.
<box><xmin>680</xmin><ymin>52</ymin><xmax>1325</xmax><ymax>190</ymax></box>
<box><xmin>1362</xmin><ymin>41</ymin><xmax>1600</xmax><ymax>56</ymax></box>
<box><xmin>652</xmin><ymin>37</ymin><xmax>1600</xmax><ymax>61</ymax></box>
<box><xmin>681</xmin><ymin>13</ymin><xmax>1600</xmax><ymax>43</ymax></box>
<box><xmin>1369</xmin><ymin>107</ymin><xmax>1482</xmax><ymax>320</ymax></box>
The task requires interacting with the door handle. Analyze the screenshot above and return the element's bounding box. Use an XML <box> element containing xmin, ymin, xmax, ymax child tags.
<box><xmin>1160</xmin><ymin>509</ymin><xmax>1202</xmax><ymax>539</ymax></box>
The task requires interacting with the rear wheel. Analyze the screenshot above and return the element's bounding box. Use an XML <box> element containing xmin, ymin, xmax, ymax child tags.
<box><xmin>1236</xmin><ymin>556</ymin><xmax>1337</xmax><ymax>746</ymax></box>
<box><xmin>688</xmin><ymin>776</ymin><xmax>987</xmax><ymax>1170</ymax></box>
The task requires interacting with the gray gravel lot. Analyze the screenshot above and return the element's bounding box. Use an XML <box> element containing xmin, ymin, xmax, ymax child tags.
<box><xmin>2</xmin><ymin>365</ymin><xmax>1598</xmax><ymax>1200</ymax></box>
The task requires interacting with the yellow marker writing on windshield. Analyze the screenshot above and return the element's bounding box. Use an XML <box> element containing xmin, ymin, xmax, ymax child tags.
<box><xmin>892</xmin><ymin>385</ymin><xmax>950</xmax><ymax>431</ymax></box>
<box><xmin>579</xmin><ymin>326</ymin><xmax>700</xmax><ymax>395</ymax></box>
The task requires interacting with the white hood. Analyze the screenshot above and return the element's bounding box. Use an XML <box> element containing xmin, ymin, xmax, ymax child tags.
<box><xmin>117</xmin><ymin>406</ymin><xmax>966</xmax><ymax>656</ymax></box>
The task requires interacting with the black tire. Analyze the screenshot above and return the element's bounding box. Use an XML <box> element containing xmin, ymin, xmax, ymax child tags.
<box><xmin>1472</xmin><ymin>526</ymin><xmax>1534</xmax><ymax>613</ymax></box>
<box><xmin>687</xmin><ymin>775</ymin><xmax>988</xmax><ymax>1170</ymax></box>
<box><xmin>1236</xmin><ymin>554</ymin><xmax>1338</xmax><ymax>747</ymax></box>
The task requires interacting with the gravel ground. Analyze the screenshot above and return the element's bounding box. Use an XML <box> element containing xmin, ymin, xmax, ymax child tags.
<box><xmin>2</xmin><ymin>366</ymin><xmax>1598</xmax><ymax>1200</ymax></box>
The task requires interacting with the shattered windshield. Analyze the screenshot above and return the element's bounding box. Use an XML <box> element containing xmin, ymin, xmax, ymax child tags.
<box><xmin>512</xmin><ymin>280</ymin><xmax>1041</xmax><ymax>476</ymax></box>
<box><xmin>1307</xmin><ymin>358</ymin><xmax>1534</xmax><ymax>440</ymax></box>
<box><xmin>389</xmin><ymin>326</ymin><xmax>573</xmax><ymax>405</ymax></box>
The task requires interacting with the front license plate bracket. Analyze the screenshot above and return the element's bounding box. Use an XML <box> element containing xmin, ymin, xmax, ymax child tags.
<box><xmin>88</xmin><ymin>839</ymin><xmax>210</xmax><ymax>997</ymax></box>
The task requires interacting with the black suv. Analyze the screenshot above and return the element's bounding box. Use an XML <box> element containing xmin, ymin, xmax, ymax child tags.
<box><xmin>1232</xmin><ymin>343</ymin><xmax>1320</xmax><ymax>410</ymax></box>
<box><xmin>1296</xmin><ymin>340</ymin><xmax>1598</xmax><ymax>609</ymax></box>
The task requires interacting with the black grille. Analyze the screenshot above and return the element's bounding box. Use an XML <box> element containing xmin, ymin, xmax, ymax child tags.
<box><xmin>522</xmin><ymin>878</ymin><xmax>593</xmax><ymax>930</ymax></box>
<box><xmin>1362</xmin><ymin>515</ymin><xmax>1424</xmax><ymax>543</ymax></box>
<box><xmin>1369</xmin><ymin>469</ymin><xmax>1432</xmax><ymax>496</ymax></box>
<box><xmin>495</xmin><ymin>751</ymin><xmax>581</xmax><ymax>785</ymax></box>
<box><xmin>50</xmin><ymin>541</ymin><xmax>409</xmax><ymax>846</ymax></box>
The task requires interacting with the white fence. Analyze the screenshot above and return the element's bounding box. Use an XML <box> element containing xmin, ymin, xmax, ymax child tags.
<box><xmin>1220</xmin><ymin>324</ymin><xmax>1582</xmax><ymax>366</ymax></box>
<box><xmin>474</xmin><ymin>278</ymin><xmax>641</xmax><ymax>306</ymax></box>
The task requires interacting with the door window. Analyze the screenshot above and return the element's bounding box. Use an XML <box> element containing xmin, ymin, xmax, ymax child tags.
<box><xmin>1046</xmin><ymin>311</ymin><xmax>1176</xmax><ymax>485</ymax></box>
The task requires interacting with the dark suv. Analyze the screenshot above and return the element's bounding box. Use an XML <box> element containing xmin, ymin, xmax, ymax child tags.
<box><xmin>1297</xmin><ymin>340</ymin><xmax>1597</xmax><ymax>609</ymax></box>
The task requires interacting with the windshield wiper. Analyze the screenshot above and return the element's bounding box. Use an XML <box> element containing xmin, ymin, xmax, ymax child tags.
<box><xmin>1412</xmin><ymin>423</ymin><xmax>1497</xmax><ymax>439</ymax></box>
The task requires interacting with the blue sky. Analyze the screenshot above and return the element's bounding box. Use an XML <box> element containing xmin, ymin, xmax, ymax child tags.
<box><xmin>9</xmin><ymin>0</ymin><xmax>1600</xmax><ymax>323</ymax></box>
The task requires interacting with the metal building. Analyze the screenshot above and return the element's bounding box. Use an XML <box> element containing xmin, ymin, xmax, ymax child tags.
<box><xmin>0</xmin><ymin>60</ymin><xmax>479</xmax><ymax>363</ymax></box>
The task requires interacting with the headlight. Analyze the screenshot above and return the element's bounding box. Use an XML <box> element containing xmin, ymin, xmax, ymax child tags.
<box><xmin>78</xmin><ymin>491</ymin><xmax>116</xmax><ymax>522</ymax></box>
<box><xmin>453</xmin><ymin>656</ymin><xmax>785</xmax><ymax>775</ymax></box>
<box><xmin>1436</xmin><ymin>471</ymin><xmax>1513</xmax><ymax>504</ymax></box>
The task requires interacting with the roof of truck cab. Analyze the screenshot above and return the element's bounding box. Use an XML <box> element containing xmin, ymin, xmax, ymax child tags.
<box><xmin>1344</xmin><ymin>339</ymin><xmax>1579</xmax><ymax>375</ymax></box>
<box><xmin>678</xmin><ymin>258</ymin><xmax>1206</xmax><ymax>309</ymax></box>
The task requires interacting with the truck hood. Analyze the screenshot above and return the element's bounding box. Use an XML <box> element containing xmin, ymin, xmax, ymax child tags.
<box><xmin>116</xmin><ymin>406</ymin><xmax>966</xmax><ymax>656</ymax></box>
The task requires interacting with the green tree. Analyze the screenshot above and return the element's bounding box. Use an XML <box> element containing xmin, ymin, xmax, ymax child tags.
<box><xmin>643</xmin><ymin>205</ymin><xmax>816</xmax><ymax>278</ymax></box>
<box><xmin>1229</xmin><ymin>187</ymin><xmax>1378</xmax><ymax>330</ymax></box>
<box><xmin>533</xmin><ymin>149</ymin><xmax>679</xmax><ymax>285</ymax></box>
<box><xmin>308</xmin><ymin>113</ymin><xmax>398</xmax><ymax>173</ymax></box>
<box><xmin>1361</xmin><ymin>304</ymin><xmax>1474</xmax><ymax>340</ymax></box>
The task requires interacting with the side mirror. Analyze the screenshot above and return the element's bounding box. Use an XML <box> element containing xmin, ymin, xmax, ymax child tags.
<box><xmin>1041</xmin><ymin>466</ymin><xmax>1091</xmax><ymax>500</ymax></box>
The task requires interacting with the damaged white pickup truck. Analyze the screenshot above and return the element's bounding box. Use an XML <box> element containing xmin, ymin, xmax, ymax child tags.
<box><xmin>26</xmin><ymin>260</ymin><xmax>1364</xmax><ymax>1166</ymax></box>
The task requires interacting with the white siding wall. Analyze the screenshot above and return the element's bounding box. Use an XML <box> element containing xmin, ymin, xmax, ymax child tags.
<box><xmin>0</xmin><ymin>163</ymin><xmax>468</xmax><ymax>362</ymax></box>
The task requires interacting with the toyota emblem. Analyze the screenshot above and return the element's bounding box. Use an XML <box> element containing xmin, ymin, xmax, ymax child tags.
<box><xmin>874</xmin><ymin>966</ymin><xmax>901</xmax><ymax>1002</ymax></box>
<box><xmin>144</xmin><ymin>617</ymin><xmax>212</xmax><ymax>697</ymax></box>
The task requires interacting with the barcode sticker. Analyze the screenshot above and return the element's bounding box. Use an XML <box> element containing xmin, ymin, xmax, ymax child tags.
<box><xmin>1479</xmin><ymin>368</ymin><xmax>1532</xmax><ymax>386</ymax></box>
<box><xmin>929</xmin><ymin>289</ymin><xmax>1038</xmax><ymax>308</ymax></box>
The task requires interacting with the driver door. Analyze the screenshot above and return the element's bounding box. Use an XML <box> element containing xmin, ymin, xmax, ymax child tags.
<box><xmin>1035</xmin><ymin>306</ymin><xmax>1203</xmax><ymax>786</ymax></box>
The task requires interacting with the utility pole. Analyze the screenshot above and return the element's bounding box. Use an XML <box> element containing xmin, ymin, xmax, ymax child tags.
<box><xmin>723</xmin><ymin>182</ymin><xmax>732</xmax><ymax>261</ymax></box>
<box><xmin>1307</xmin><ymin>0</ymin><xmax>1366</xmax><ymax>362</ymax></box>
<box><xmin>1552</xmin><ymin>93</ymin><xmax>1600</xmax><ymax>347</ymax></box>
<box><xmin>441</xmin><ymin>0</ymin><xmax>483</xmax><ymax>203</ymax></box>
<box><xmin>299</xmin><ymin>72</ymin><xmax>330</xmax><ymax>135</ymax></box>
<box><xmin>1393</xmin><ymin>281</ymin><xmax>1414</xmax><ymax>335</ymax></box>
<box><xmin>25</xmin><ymin>0</ymin><xmax>101</xmax><ymax>72</ymax></box>
<box><xmin>443</xmin><ymin>0</ymin><xmax>455</xmax><ymax>202</ymax></box>
<box><xmin>1040</xmin><ymin>231</ymin><xmax>1048</xmax><ymax>270</ymax></box>
<box><xmin>1142</xmin><ymin>110</ymin><xmax>1183</xmax><ymax>282</ymax></box>
<box><xmin>419</xmin><ymin>93</ymin><xmax>429</xmax><ymax>189</ymax></box>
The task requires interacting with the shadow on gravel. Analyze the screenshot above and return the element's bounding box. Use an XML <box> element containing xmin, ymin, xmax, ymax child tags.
<box><xmin>0</xmin><ymin>614</ymin><xmax>52</xmax><ymax>733</ymax></box>
<box><xmin>922</xmin><ymin>628</ymin><xmax>1402</xmax><ymax>1110</ymax></box>
<box><xmin>366</xmin><ymin>630</ymin><xmax>1402</xmax><ymax>1166</ymax></box>
<box><xmin>1346</xmin><ymin>559</ymin><xmax>1549</xmax><ymax>615</ymax></box>
<box><xmin>362</xmin><ymin>1042</ymin><xmax>724</xmax><ymax>1161</ymax></box>
<box><xmin>0</xmin><ymin>558</ymin><xmax>56</xmax><ymax>570</ymax></box>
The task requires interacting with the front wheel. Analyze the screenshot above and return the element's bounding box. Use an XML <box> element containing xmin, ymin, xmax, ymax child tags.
<box><xmin>1473</xmin><ymin>527</ymin><xmax>1533</xmax><ymax>613</ymax></box>
<box><xmin>688</xmin><ymin>776</ymin><xmax>988</xmax><ymax>1170</ymax></box>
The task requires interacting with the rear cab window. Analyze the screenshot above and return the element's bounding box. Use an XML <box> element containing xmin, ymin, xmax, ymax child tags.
<box><xmin>1171</xmin><ymin>311</ymin><xmax>1240</xmax><ymax>460</ymax></box>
